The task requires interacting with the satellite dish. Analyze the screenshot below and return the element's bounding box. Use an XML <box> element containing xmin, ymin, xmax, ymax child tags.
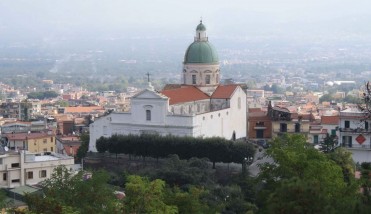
<box><xmin>4</xmin><ymin>146</ymin><xmax>8</xmax><ymax>152</ymax></box>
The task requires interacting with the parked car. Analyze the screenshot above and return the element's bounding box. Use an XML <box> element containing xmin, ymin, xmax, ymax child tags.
<box><xmin>257</xmin><ymin>139</ymin><xmax>270</xmax><ymax>149</ymax></box>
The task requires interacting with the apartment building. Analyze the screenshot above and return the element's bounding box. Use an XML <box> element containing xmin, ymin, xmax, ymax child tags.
<box><xmin>0</xmin><ymin>150</ymin><xmax>74</xmax><ymax>188</ymax></box>
<box><xmin>4</xmin><ymin>132</ymin><xmax>56</xmax><ymax>153</ymax></box>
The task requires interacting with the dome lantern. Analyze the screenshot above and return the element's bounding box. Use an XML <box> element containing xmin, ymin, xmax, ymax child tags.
<box><xmin>182</xmin><ymin>20</ymin><xmax>220</xmax><ymax>86</ymax></box>
<box><xmin>195</xmin><ymin>20</ymin><xmax>207</xmax><ymax>42</ymax></box>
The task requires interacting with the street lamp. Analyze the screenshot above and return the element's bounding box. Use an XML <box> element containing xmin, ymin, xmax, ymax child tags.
<box><xmin>242</xmin><ymin>156</ymin><xmax>254</xmax><ymax>176</ymax></box>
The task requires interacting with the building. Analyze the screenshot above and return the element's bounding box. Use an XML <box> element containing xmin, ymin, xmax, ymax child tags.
<box><xmin>247</xmin><ymin>108</ymin><xmax>272</xmax><ymax>140</ymax></box>
<box><xmin>56</xmin><ymin>136</ymin><xmax>81</xmax><ymax>157</ymax></box>
<box><xmin>3</xmin><ymin>132</ymin><xmax>56</xmax><ymax>153</ymax></box>
<box><xmin>339</xmin><ymin>107</ymin><xmax>371</xmax><ymax>162</ymax></box>
<box><xmin>308</xmin><ymin>114</ymin><xmax>339</xmax><ymax>144</ymax></box>
<box><xmin>0</xmin><ymin>150</ymin><xmax>75</xmax><ymax>188</ymax></box>
<box><xmin>268</xmin><ymin>102</ymin><xmax>311</xmax><ymax>139</ymax></box>
<box><xmin>89</xmin><ymin>21</ymin><xmax>247</xmax><ymax>152</ymax></box>
<box><xmin>0</xmin><ymin>100</ymin><xmax>41</xmax><ymax>121</ymax></box>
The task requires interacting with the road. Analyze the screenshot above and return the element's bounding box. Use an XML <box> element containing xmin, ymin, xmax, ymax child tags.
<box><xmin>248</xmin><ymin>147</ymin><xmax>274</xmax><ymax>177</ymax></box>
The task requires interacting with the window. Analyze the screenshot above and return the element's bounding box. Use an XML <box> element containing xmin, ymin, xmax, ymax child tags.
<box><xmin>3</xmin><ymin>173</ymin><xmax>6</xmax><ymax>181</ymax></box>
<box><xmin>314</xmin><ymin>135</ymin><xmax>319</xmax><ymax>144</ymax></box>
<box><xmin>366</xmin><ymin>121</ymin><xmax>369</xmax><ymax>130</ymax></box>
<box><xmin>43</xmin><ymin>148</ymin><xmax>47</xmax><ymax>152</ymax></box>
<box><xmin>0</xmin><ymin>158</ymin><xmax>2</xmax><ymax>165</ymax></box>
<box><xmin>238</xmin><ymin>97</ymin><xmax>241</xmax><ymax>109</ymax></box>
<box><xmin>11</xmin><ymin>163</ymin><xmax>20</xmax><ymax>168</ymax></box>
<box><xmin>331</xmin><ymin>129</ymin><xmax>336</xmax><ymax>136</ymax></box>
<box><xmin>43</xmin><ymin>139</ymin><xmax>47</xmax><ymax>144</ymax></box>
<box><xmin>256</xmin><ymin>122</ymin><xmax>264</xmax><ymax>126</ymax></box>
<box><xmin>280</xmin><ymin>123</ymin><xmax>287</xmax><ymax>132</ymax></box>
<box><xmin>146</xmin><ymin>110</ymin><xmax>151</xmax><ymax>121</ymax></box>
<box><xmin>27</xmin><ymin>171</ymin><xmax>33</xmax><ymax>179</ymax></box>
<box><xmin>295</xmin><ymin>123</ymin><xmax>301</xmax><ymax>133</ymax></box>
<box><xmin>205</xmin><ymin>75</ymin><xmax>211</xmax><ymax>84</ymax></box>
<box><xmin>51</xmin><ymin>137</ymin><xmax>53</xmax><ymax>142</ymax></box>
<box><xmin>342</xmin><ymin>136</ymin><xmax>352</xmax><ymax>148</ymax></box>
<box><xmin>11</xmin><ymin>179</ymin><xmax>20</xmax><ymax>183</ymax></box>
<box><xmin>51</xmin><ymin>147</ymin><xmax>53</xmax><ymax>152</ymax></box>
<box><xmin>192</xmin><ymin>75</ymin><xmax>196</xmax><ymax>84</ymax></box>
<box><xmin>39</xmin><ymin>170</ymin><xmax>47</xmax><ymax>178</ymax></box>
<box><xmin>345</xmin><ymin>121</ymin><xmax>350</xmax><ymax>128</ymax></box>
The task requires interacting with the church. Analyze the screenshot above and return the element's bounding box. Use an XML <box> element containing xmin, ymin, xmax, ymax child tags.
<box><xmin>89</xmin><ymin>21</ymin><xmax>247</xmax><ymax>152</ymax></box>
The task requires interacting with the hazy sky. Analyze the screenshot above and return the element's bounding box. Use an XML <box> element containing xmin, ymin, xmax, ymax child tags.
<box><xmin>0</xmin><ymin>0</ymin><xmax>370</xmax><ymax>40</ymax></box>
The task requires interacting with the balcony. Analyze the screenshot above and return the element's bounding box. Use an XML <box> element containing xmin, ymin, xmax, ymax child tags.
<box><xmin>339</xmin><ymin>128</ymin><xmax>371</xmax><ymax>133</ymax></box>
<box><xmin>273</xmin><ymin>128</ymin><xmax>308</xmax><ymax>133</ymax></box>
<box><xmin>342</xmin><ymin>143</ymin><xmax>371</xmax><ymax>150</ymax></box>
<box><xmin>254</xmin><ymin>125</ymin><xmax>267</xmax><ymax>130</ymax></box>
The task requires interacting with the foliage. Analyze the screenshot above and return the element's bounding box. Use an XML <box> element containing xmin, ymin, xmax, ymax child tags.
<box><xmin>96</xmin><ymin>134</ymin><xmax>255</xmax><ymax>166</ymax></box>
<box><xmin>148</xmin><ymin>155</ymin><xmax>215</xmax><ymax>187</ymax></box>
<box><xmin>256</xmin><ymin>134</ymin><xmax>360</xmax><ymax>214</ymax></box>
<box><xmin>321</xmin><ymin>133</ymin><xmax>337</xmax><ymax>152</ymax></box>
<box><xmin>263</xmin><ymin>84</ymin><xmax>284</xmax><ymax>94</ymax></box>
<box><xmin>76</xmin><ymin>132</ymin><xmax>89</xmax><ymax>161</ymax></box>
<box><xmin>123</xmin><ymin>175</ymin><xmax>177</xmax><ymax>214</ymax></box>
<box><xmin>27</xmin><ymin>91</ymin><xmax>59</xmax><ymax>99</ymax></box>
<box><xmin>25</xmin><ymin>166</ymin><xmax>120</xmax><ymax>214</ymax></box>
<box><xmin>359</xmin><ymin>81</ymin><xmax>371</xmax><ymax>119</ymax></box>
<box><xmin>319</xmin><ymin>93</ymin><xmax>333</xmax><ymax>103</ymax></box>
<box><xmin>327</xmin><ymin>148</ymin><xmax>355</xmax><ymax>185</ymax></box>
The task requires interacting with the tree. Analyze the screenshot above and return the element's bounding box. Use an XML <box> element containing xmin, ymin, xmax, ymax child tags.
<box><xmin>321</xmin><ymin>133</ymin><xmax>337</xmax><ymax>152</ymax></box>
<box><xmin>359</xmin><ymin>81</ymin><xmax>371</xmax><ymax>118</ymax></box>
<box><xmin>165</xmin><ymin>186</ymin><xmax>210</xmax><ymax>214</ymax></box>
<box><xmin>327</xmin><ymin>148</ymin><xmax>355</xmax><ymax>185</ymax></box>
<box><xmin>256</xmin><ymin>134</ymin><xmax>360</xmax><ymax>213</ymax></box>
<box><xmin>76</xmin><ymin>133</ymin><xmax>89</xmax><ymax>161</ymax></box>
<box><xmin>320</xmin><ymin>93</ymin><xmax>333</xmax><ymax>103</ymax></box>
<box><xmin>25</xmin><ymin>166</ymin><xmax>120</xmax><ymax>214</ymax></box>
<box><xmin>123</xmin><ymin>175</ymin><xmax>177</xmax><ymax>214</ymax></box>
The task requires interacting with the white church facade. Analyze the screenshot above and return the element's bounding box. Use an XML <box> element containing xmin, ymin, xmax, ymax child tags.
<box><xmin>89</xmin><ymin>21</ymin><xmax>247</xmax><ymax>152</ymax></box>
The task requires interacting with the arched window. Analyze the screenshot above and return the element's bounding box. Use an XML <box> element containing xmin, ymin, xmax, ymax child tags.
<box><xmin>205</xmin><ymin>75</ymin><xmax>211</xmax><ymax>84</ymax></box>
<box><xmin>238</xmin><ymin>97</ymin><xmax>241</xmax><ymax>109</ymax></box>
<box><xmin>146</xmin><ymin>110</ymin><xmax>151</xmax><ymax>121</ymax></box>
<box><xmin>192</xmin><ymin>75</ymin><xmax>197</xmax><ymax>84</ymax></box>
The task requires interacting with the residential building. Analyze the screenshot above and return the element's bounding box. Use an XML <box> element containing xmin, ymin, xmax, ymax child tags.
<box><xmin>339</xmin><ymin>107</ymin><xmax>371</xmax><ymax>162</ymax></box>
<box><xmin>4</xmin><ymin>132</ymin><xmax>56</xmax><ymax>153</ymax></box>
<box><xmin>247</xmin><ymin>108</ymin><xmax>272</xmax><ymax>140</ymax></box>
<box><xmin>268</xmin><ymin>102</ymin><xmax>311</xmax><ymax>139</ymax></box>
<box><xmin>0</xmin><ymin>150</ymin><xmax>74</xmax><ymax>188</ymax></box>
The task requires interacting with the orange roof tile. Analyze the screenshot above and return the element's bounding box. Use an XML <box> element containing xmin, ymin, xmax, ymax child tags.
<box><xmin>64</xmin><ymin>106</ymin><xmax>104</xmax><ymax>113</ymax></box>
<box><xmin>211</xmin><ymin>85</ymin><xmax>239</xmax><ymax>99</ymax></box>
<box><xmin>161</xmin><ymin>86</ymin><xmax>210</xmax><ymax>105</ymax></box>
<box><xmin>321</xmin><ymin>115</ymin><xmax>339</xmax><ymax>125</ymax></box>
<box><xmin>5</xmin><ymin>132</ymin><xmax>54</xmax><ymax>141</ymax></box>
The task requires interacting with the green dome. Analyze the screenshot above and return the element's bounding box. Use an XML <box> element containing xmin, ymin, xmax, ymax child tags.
<box><xmin>184</xmin><ymin>41</ymin><xmax>219</xmax><ymax>64</ymax></box>
<box><xmin>196</xmin><ymin>22</ymin><xmax>206</xmax><ymax>31</ymax></box>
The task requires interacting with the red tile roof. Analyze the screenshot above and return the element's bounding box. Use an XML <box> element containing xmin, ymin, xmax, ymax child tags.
<box><xmin>5</xmin><ymin>132</ymin><xmax>54</xmax><ymax>140</ymax></box>
<box><xmin>321</xmin><ymin>115</ymin><xmax>339</xmax><ymax>125</ymax></box>
<box><xmin>211</xmin><ymin>85</ymin><xmax>239</xmax><ymax>99</ymax></box>
<box><xmin>161</xmin><ymin>86</ymin><xmax>210</xmax><ymax>105</ymax></box>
